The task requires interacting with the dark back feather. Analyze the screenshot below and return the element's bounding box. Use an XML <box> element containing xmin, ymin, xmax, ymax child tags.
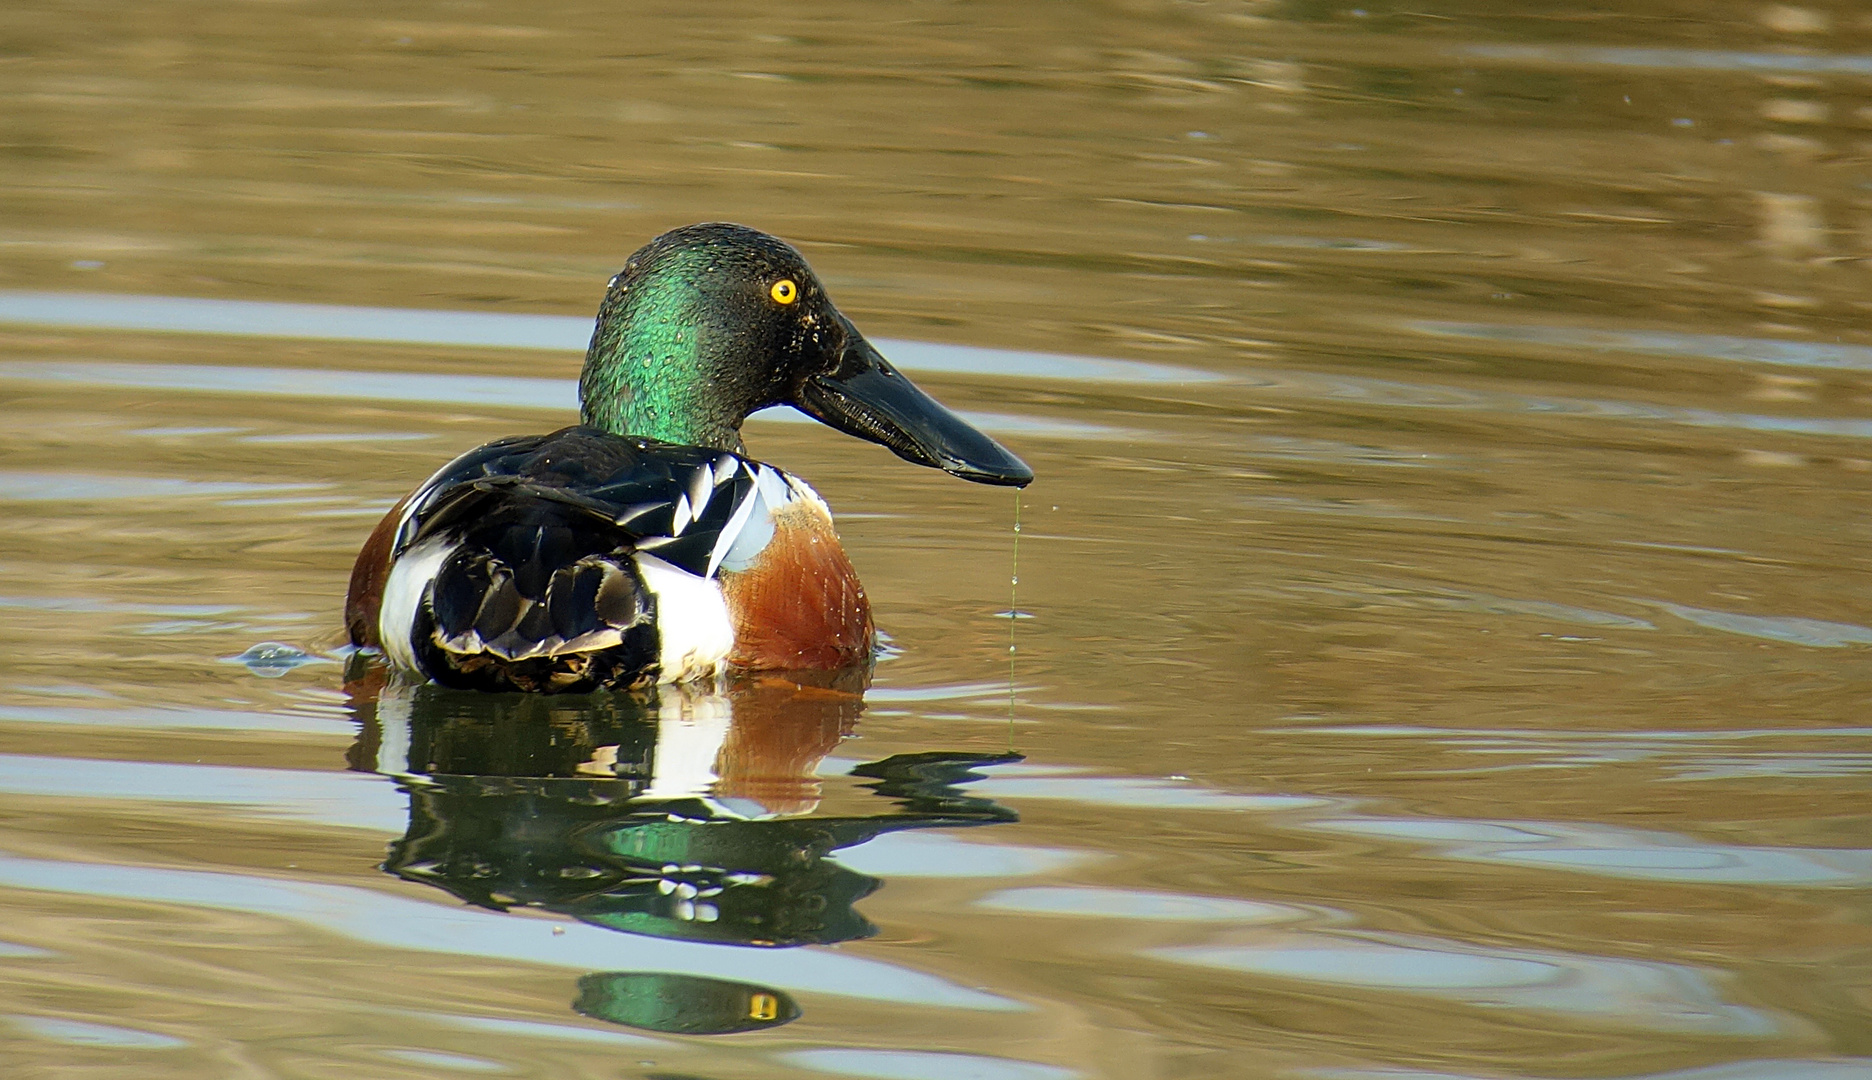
<box><xmin>392</xmin><ymin>426</ymin><xmax>761</xmax><ymax>692</ymax></box>
<box><xmin>398</xmin><ymin>426</ymin><xmax>756</xmax><ymax>576</ymax></box>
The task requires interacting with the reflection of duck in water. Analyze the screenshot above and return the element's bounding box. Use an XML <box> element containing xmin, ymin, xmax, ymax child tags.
<box><xmin>344</xmin><ymin>223</ymin><xmax>1031</xmax><ymax>693</ymax></box>
<box><xmin>345</xmin><ymin>666</ymin><xmax>1018</xmax><ymax>1032</ymax></box>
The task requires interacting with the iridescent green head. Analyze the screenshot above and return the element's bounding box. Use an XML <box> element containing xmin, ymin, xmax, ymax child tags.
<box><xmin>579</xmin><ymin>223</ymin><xmax>1032</xmax><ymax>487</ymax></box>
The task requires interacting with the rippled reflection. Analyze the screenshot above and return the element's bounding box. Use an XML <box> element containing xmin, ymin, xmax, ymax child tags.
<box><xmin>345</xmin><ymin>660</ymin><xmax>1018</xmax><ymax>1034</ymax></box>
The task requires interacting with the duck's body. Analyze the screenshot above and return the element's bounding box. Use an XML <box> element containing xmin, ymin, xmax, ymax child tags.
<box><xmin>346</xmin><ymin>425</ymin><xmax>872</xmax><ymax>692</ymax></box>
<box><xmin>347</xmin><ymin>224</ymin><xmax>1029</xmax><ymax>692</ymax></box>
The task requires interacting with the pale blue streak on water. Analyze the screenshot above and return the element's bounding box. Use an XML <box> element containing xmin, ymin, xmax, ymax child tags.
<box><xmin>403</xmin><ymin>1010</ymin><xmax>668</xmax><ymax>1048</ymax></box>
<box><xmin>1315</xmin><ymin>1057</ymin><xmax>1872</xmax><ymax>1080</ymax></box>
<box><xmin>0</xmin><ymin>853</ymin><xmax>1020</xmax><ymax>1011</ymax></box>
<box><xmin>0</xmin><ymin>470</ymin><xmax>328</xmax><ymax>502</ymax></box>
<box><xmin>378</xmin><ymin>1048</ymin><xmax>507</xmax><ymax>1072</ymax></box>
<box><xmin>0</xmin><ymin>360</ymin><xmax>1133</xmax><ymax>442</ymax></box>
<box><xmin>779</xmin><ymin>1047</ymin><xmax>1080</xmax><ymax>1080</ymax></box>
<box><xmin>0</xmin><ymin>703</ymin><xmax>344</xmax><ymax>737</ymax></box>
<box><xmin>1151</xmin><ymin>931</ymin><xmax>1780</xmax><ymax>1036</ymax></box>
<box><xmin>1306</xmin><ymin>817</ymin><xmax>1872</xmax><ymax>887</ymax></box>
<box><xmin>1414</xmin><ymin>321</ymin><xmax>1872</xmax><ymax>374</ymax></box>
<box><xmin>0</xmin><ymin>753</ymin><xmax>406</xmax><ymax>832</ymax></box>
<box><xmin>974</xmin><ymin>886</ymin><xmax>1306</xmax><ymax>924</ymax></box>
<box><xmin>1461</xmin><ymin>44</ymin><xmax>1872</xmax><ymax>76</ymax></box>
<box><xmin>4</xmin><ymin>1014</ymin><xmax>189</xmax><ymax>1050</ymax></box>
<box><xmin>1647</xmin><ymin>602</ymin><xmax>1872</xmax><ymax>648</ymax></box>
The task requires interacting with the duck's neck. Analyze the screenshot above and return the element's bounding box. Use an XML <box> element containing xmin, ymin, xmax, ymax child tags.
<box><xmin>579</xmin><ymin>272</ymin><xmax>746</xmax><ymax>452</ymax></box>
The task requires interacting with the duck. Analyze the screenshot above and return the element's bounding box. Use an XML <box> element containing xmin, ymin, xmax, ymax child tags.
<box><xmin>344</xmin><ymin>222</ymin><xmax>1032</xmax><ymax>693</ymax></box>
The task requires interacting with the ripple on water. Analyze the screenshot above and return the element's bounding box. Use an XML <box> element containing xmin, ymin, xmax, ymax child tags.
<box><xmin>974</xmin><ymin>886</ymin><xmax>1307</xmax><ymax>924</ymax></box>
<box><xmin>379</xmin><ymin>1048</ymin><xmax>508</xmax><ymax>1072</ymax></box>
<box><xmin>1314</xmin><ymin>1057</ymin><xmax>1872</xmax><ymax>1080</ymax></box>
<box><xmin>0</xmin><ymin>470</ymin><xmax>327</xmax><ymax>502</ymax></box>
<box><xmin>5</xmin><ymin>1015</ymin><xmax>188</xmax><ymax>1049</ymax></box>
<box><xmin>0</xmin><ymin>704</ymin><xmax>345</xmax><ymax>737</ymax></box>
<box><xmin>965</xmin><ymin>765</ymin><xmax>1328</xmax><ymax>813</ymax></box>
<box><xmin>401</xmin><ymin>1011</ymin><xmax>668</xmax><ymax>1048</ymax></box>
<box><xmin>1151</xmin><ymin>931</ymin><xmax>1781</xmax><ymax>1036</ymax></box>
<box><xmin>1646</xmin><ymin>602</ymin><xmax>1872</xmax><ymax>648</ymax></box>
<box><xmin>1459</xmin><ymin>43</ymin><xmax>1872</xmax><ymax>77</ymax></box>
<box><xmin>833</xmin><ymin>831</ymin><xmax>1090</xmax><ymax>879</ymax></box>
<box><xmin>1265</xmin><ymin>722</ymin><xmax>1872</xmax><ymax>783</ymax></box>
<box><xmin>1308</xmin><ymin>817</ymin><xmax>1872</xmax><ymax>888</ymax></box>
<box><xmin>1280</xmin><ymin>580</ymin><xmax>1657</xmax><ymax>631</ymax></box>
<box><xmin>779</xmin><ymin>1048</ymin><xmax>1079</xmax><ymax>1080</ymax></box>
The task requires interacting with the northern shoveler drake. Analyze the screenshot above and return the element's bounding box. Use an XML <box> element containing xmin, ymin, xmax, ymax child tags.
<box><xmin>345</xmin><ymin>223</ymin><xmax>1032</xmax><ymax>693</ymax></box>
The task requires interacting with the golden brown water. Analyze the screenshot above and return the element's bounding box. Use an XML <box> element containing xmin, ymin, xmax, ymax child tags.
<box><xmin>1</xmin><ymin>2</ymin><xmax>1869</xmax><ymax>1077</ymax></box>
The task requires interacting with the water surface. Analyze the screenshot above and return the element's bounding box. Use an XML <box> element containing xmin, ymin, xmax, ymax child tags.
<box><xmin>0</xmin><ymin>2</ymin><xmax>1868</xmax><ymax>1078</ymax></box>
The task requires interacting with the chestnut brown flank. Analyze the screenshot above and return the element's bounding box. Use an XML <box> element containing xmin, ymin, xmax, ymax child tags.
<box><xmin>720</xmin><ymin>504</ymin><xmax>874</xmax><ymax>671</ymax></box>
<box><xmin>343</xmin><ymin>495</ymin><xmax>407</xmax><ymax>649</ymax></box>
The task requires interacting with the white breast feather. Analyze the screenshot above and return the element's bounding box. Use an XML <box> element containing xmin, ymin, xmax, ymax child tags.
<box><xmin>634</xmin><ymin>552</ymin><xmax>734</xmax><ymax>683</ymax></box>
<box><xmin>378</xmin><ymin>534</ymin><xmax>455</xmax><ymax>674</ymax></box>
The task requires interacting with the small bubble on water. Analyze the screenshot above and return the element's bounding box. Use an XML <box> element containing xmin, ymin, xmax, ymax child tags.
<box><xmin>226</xmin><ymin>641</ymin><xmax>324</xmax><ymax>677</ymax></box>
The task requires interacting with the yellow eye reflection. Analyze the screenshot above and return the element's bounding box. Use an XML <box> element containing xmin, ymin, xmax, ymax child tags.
<box><xmin>770</xmin><ymin>279</ymin><xmax>799</xmax><ymax>305</ymax></box>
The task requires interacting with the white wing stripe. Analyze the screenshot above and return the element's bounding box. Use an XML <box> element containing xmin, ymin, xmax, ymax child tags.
<box><xmin>754</xmin><ymin>463</ymin><xmax>792</xmax><ymax>509</ymax></box>
<box><xmin>706</xmin><ymin>482</ymin><xmax>764</xmax><ymax>579</ymax></box>
<box><xmin>687</xmin><ymin>461</ymin><xmax>715</xmax><ymax>519</ymax></box>
<box><xmin>712</xmin><ymin>454</ymin><xmax>740</xmax><ymax>489</ymax></box>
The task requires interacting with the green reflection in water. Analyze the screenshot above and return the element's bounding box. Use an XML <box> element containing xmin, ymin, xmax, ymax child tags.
<box><xmin>347</xmin><ymin>661</ymin><xmax>1019</xmax><ymax>1033</ymax></box>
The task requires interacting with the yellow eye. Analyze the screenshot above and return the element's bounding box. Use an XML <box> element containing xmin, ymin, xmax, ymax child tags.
<box><xmin>770</xmin><ymin>279</ymin><xmax>798</xmax><ymax>305</ymax></box>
